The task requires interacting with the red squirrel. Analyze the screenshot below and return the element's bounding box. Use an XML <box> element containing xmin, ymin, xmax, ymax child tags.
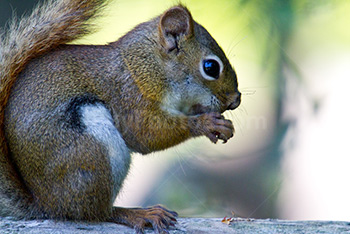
<box><xmin>0</xmin><ymin>0</ymin><xmax>241</xmax><ymax>233</ymax></box>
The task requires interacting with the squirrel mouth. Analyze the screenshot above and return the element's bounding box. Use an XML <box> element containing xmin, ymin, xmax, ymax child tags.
<box><xmin>226</xmin><ymin>99</ymin><xmax>241</xmax><ymax>110</ymax></box>
<box><xmin>187</xmin><ymin>104</ymin><xmax>210</xmax><ymax>115</ymax></box>
<box><xmin>188</xmin><ymin>99</ymin><xmax>240</xmax><ymax>116</ymax></box>
<box><xmin>187</xmin><ymin>91</ymin><xmax>241</xmax><ymax>115</ymax></box>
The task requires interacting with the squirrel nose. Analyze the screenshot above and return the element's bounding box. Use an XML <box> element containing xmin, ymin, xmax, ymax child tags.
<box><xmin>227</xmin><ymin>91</ymin><xmax>241</xmax><ymax>110</ymax></box>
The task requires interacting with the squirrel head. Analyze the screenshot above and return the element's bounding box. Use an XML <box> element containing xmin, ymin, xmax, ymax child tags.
<box><xmin>119</xmin><ymin>5</ymin><xmax>241</xmax><ymax>116</ymax></box>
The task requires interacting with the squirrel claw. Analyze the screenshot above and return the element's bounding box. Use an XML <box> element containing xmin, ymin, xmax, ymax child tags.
<box><xmin>190</xmin><ymin>112</ymin><xmax>234</xmax><ymax>144</ymax></box>
<box><xmin>112</xmin><ymin>205</ymin><xmax>177</xmax><ymax>234</ymax></box>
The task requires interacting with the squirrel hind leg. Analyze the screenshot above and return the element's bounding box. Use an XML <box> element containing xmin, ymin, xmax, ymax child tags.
<box><xmin>45</xmin><ymin>98</ymin><xmax>132</xmax><ymax>220</ymax></box>
<box><xmin>7</xmin><ymin>97</ymin><xmax>131</xmax><ymax>221</ymax></box>
<box><xmin>109</xmin><ymin>205</ymin><xmax>178</xmax><ymax>234</ymax></box>
<box><xmin>33</xmin><ymin>136</ymin><xmax>115</xmax><ymax>220</ymax></box>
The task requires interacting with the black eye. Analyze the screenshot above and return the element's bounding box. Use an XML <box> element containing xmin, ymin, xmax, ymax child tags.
<box><xmin>203</xmin><ymin>59</ymin><xmax>220</xmax><ymax>79</ymax></box>
<box><xmin>200</xmin><ymin>55</ymin><xmax>223</xmax><ymax>81</ymax></box>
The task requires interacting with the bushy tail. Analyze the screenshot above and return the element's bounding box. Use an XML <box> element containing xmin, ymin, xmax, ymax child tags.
<box><xmin>0</xmin><ymin>0</ymin><xmax>107</xmax><ymax>217</ymax></box>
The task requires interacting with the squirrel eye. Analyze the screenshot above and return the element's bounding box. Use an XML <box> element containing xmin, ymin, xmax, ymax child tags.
<box><xmin>203</xmin><ymin>59</ymin><xmax>220</xmax><ymax>79</ymax></box>
<box><xmin>200</xmin><ymin>55</ymin><xmax>223</xmax><ymax>81</ymax></box>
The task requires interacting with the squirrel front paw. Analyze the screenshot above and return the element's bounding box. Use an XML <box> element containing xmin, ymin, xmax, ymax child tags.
<box><xmin>189</xmin><ymin>112</ymin><xmax>234</xmax><ymax>143</ymax></box>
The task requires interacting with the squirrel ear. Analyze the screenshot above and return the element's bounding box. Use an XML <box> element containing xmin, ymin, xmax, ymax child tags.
<box><xmin>159</xmin><ymin>5</ymin><xmax>194</xmax><ymax>52</ymax></box>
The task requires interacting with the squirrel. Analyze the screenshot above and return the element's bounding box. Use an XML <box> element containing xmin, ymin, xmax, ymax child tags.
<box><xmin>0</xmin><ymin>0</ymin><xmax>241</xmax><ymax>233</ymax></box>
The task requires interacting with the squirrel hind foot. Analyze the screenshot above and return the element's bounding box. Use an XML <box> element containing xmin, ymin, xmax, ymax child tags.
<box><xmin>110</xmin><ymin>205</ymin><xmax>178</xmax><ymax>234</ymax></box>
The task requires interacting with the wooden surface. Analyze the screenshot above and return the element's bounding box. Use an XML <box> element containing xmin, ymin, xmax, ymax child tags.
<box><xmin>1</xmin><ymin>217</ymin><xmax>350</xmax><ymax>233</ymax></box>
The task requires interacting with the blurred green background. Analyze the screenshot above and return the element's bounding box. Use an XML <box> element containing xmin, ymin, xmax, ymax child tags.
<box><xmin>1</xmin><ymin>0</ymin><xmax>350</xmax><ymax>220</ymax></box>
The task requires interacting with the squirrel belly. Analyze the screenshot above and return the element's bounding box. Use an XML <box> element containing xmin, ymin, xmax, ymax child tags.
<box><xmin>76</xmin><ymin>101</ymin><xmax>131</xmax><ymax>201</ymax></box>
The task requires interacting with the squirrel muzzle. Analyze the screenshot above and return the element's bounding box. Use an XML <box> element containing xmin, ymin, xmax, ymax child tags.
<box><xmin>226</xmin><ymin>91</ymin><xmax>241</xmax><ymax>111</ymax></box>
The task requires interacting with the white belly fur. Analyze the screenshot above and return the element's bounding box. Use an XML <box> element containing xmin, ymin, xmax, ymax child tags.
<box><xmin>81</xmin><ymin>104</ymin><xmax>130</xmax><ymax>202</ymax></box>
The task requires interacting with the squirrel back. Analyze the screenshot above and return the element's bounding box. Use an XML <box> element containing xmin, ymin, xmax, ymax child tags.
<box><xmin>0</xmin><ymin>0</ymin><xmax>107</xmax><ymax>135</ymax></box>
<box><xmin>0</xmin><ymin>0</ymin><xmax>107</xmax><ymax>217</ymax></box>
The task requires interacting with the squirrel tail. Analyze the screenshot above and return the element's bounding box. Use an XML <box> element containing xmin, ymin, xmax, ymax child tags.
<box><xmin>0</xmin><ymin>0</ymin><xmax>107</xmax><ymax>217</ymax></box>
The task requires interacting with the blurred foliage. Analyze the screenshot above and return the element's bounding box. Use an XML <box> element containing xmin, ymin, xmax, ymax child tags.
<box><xmin>237</xmin><ymin>0</ymin><xmax>348</xmax><ymax>99</ymax></box>
<box><xmin>0</xmin><ymin>0</ymin><xmax>40</xmax><ymax>28</ymax></box>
